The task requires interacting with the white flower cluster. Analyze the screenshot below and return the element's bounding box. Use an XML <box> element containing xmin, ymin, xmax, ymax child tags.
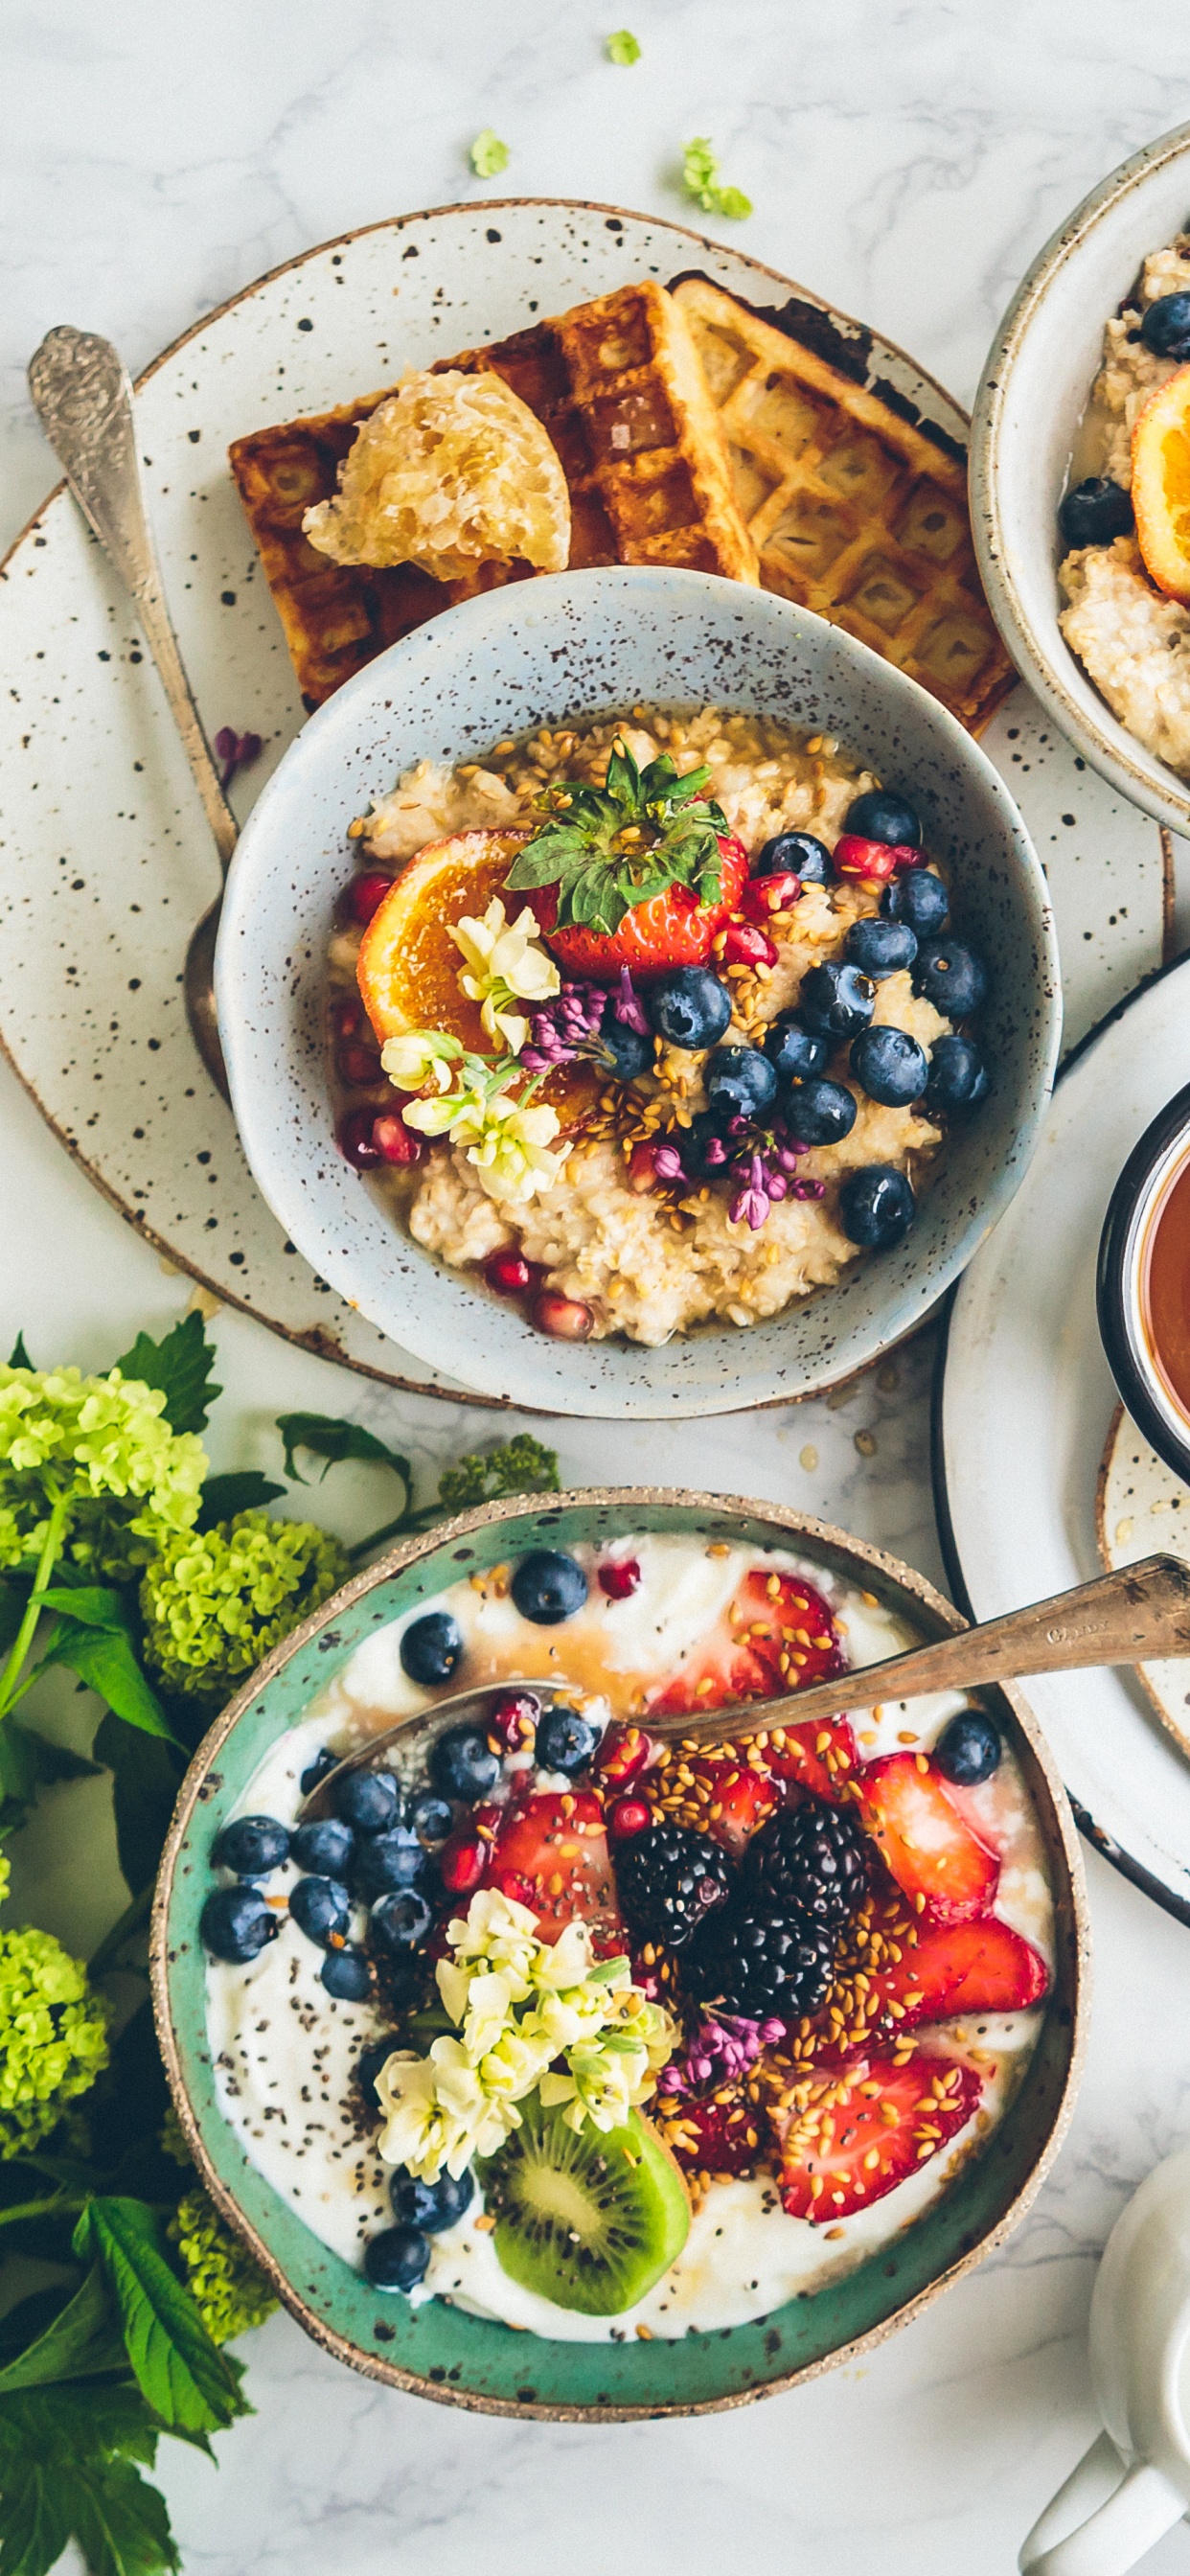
<box><xmin>373</xmin><ymin>1890</ymin><xmax>676</xmax><ymax>2182</ymax></box>
<box><xmin>378</xmin><ymin>901</ymin><xmax>570</xmax><ymax>1208</ymax></box>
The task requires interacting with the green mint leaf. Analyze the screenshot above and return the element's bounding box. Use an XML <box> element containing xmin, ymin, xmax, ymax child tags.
<box><xmin>0</xmin><ymin>2267</ymin><xmax>126</xmax><ymax>2393</ymax></box>
<box><xmin>275</xmin><ymin>1411</ymin><xmax>413</xmax><ymax>1492</ymax></box>
<box><xmin>606</xmin><ymin>28</ymin><xmax>641</xmax><ymax>62</ymax></box>
<box><xmin>0</xmin><ymin>2449</ymin><xmax>69</xmax><ymax>2576</ymax></box>
<box><xmin>603</xmin><ymin>737</ymin><xmax>641</xmax><ymax>807</ymax></box>
<box><xmin>195</xmin><ymin>1471</ymin><xmax>286</xmax><ymax>1531</ymax></box>
<box><xmin>35</xmin><ymin>1603</ymin><xmax>178</xmax><ymax>1748</ymax></box>
<box><xmin>93</xmin><ymin>1714</ymin><xmax>186</xmax><ymax>1901</ymax></box>
<box><xmin>73</xmin><ymin>2198</ymin><xmax>247</xmax><ymax>2435</ymax></box>
<box><xmin>111</xmin><ymin>1313</ymin><xmax>220</xmax><ymax>1437</ymax></box>
<box><xmin>69</xmin><ymin>2453</ymin><xmax>179</xmax><ymax>2576</ymax></box>
<box><xmin>0</xmin><ymin>2384</ymin><xmax>178</xmax><ymax>2576</ymax></box>
<box><xmin>469</xmin><ymin>128</ymin><xmax>510</xmax><ymax>178</ymax></box>
<box><xmin>507</xmin><ymin>737</ymin><xmax>728</xmax><ymax>932</ymax></box>
<box><xmin>6</xmin><ymin>1334</ymin><xmax>32</xmax><ymax>1370</ymax></box>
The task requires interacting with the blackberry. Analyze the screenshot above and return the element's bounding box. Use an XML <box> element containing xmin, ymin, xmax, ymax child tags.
<box><xmin>688</xmin><ymin>1902</ymin><xmax>835</xmax><ymax>2020</ymax></box>
<box><xmin>746</xmin><ymin>1801</ymin><xmax>868</xmax><ymax>1932</ymax></box>
<box><xmin>614</xmin><ymin>1824</ymin><xmax>733</xmax><ymax>1950</ymax></box>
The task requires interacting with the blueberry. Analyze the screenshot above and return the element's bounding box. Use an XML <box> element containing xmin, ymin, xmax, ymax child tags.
<box><xmin>600</xmin><ymin>1010</ymin><xmax>652</xmax><ymax>1081</ymax></box>
<box><xmin>681</xmin><ymin>1110</ymin><xmax>734</xmax><ymax>1180</ymax></box>
<box><xmin>321</xmin><ymin>1945</ymin><xmax>372</xmax><ymax>2001</ymax></box>
<box><xmin>335</xmin><ymin>1768</ymin><xmax>400</xmax><ymax>1833</ymax></box>
<box><xmin>354</xmin><ymin>1828</ymin><xmax>429</xmax><ymax>1901</ymax></box>
<box><xmin>291</xmin><ymin>1817</ymin><xmax>355</xmax><ymax>1877</ymax></box>
<box><xmin>289</xmin><ymin>1874</ymin><xmax>351</xmax><ymax>1946</ymax></box>
<box><xmin>370</xmin><ymin>1889</ymin><xmax>434</xmax><ymax>1953</ymax></box>
<box><xmin>925</xmin><ymin>1033</ymin><xmax>990</xmax><ymax>1115</ymax></box>
<box><xmin>428</xmin><ymin>1723</ymin><xmax>501</xmax><ymax>1803</ymax></box>
<box><xmin>364</xmin><ymin>2222</ymin><xmax>430</xmax><ymax>2290</ymax></box>
<box><xmin>200</xmin><ymin>1885</ymin><xmax>278</xmax><ymax>1964</ymax></box>
<box><xmin>845</xmin><ymin>917</ymin><xmax>918</xmax><ymax>979</ymax></box>
<box><xmin>213</xmin><ymin>1815</ymin><xmax>290</xmax><ymax>1878</ymax></box>
<box><xmin>798</xmin><ymin>960</ymin><xmax>876</xmax><ymax>1041</ymax></box>
<box><xmin>704</xmin><ymin>1045</ymin><xmax>778</xmax><ymax>1122</ymax></box>
<box><xmin>511</xmin><ymin>1549</ymin><xmax>588</xmax><ymax>1626</ymax></box>
<box><xmin>1058</xmin><ymin>475</ymin><xmax>1133</xmax><ymax>548</ymax></box>
<box><xmin>299</xmin><ymin>1746</ymin><xmax>337</xmax><ymax>1798</ymax></box>
<box><xmin>390</xmin><ymin>2165</ymin><xmax>475</xmax><ymax>2233</ymax></box>
<box><xmin>408</xmin><ymin>1790</ymin><xmax>453</xmax><ymax>1849</ymax></box>
<box><xmin>882</xmin><ymin>870</ymin><xmax>950</xmax><ymax>936</ymax></box>
<box><xmin>400</xmin><ymin>1611</ymin><xmax>464</xmax><ymax>1688</ymax></box>
<box><xmin>844</xmin><ymin>789</ymin><xmax>922</xmax><ymax>848</ymax></box>
<box><xmin>837</xmin><ymin>1164</ymin><xmax>916</xmax><ymax>1249</ymax></box>
<box><xmin>753</xmin><ymin>830</ymin><xmax>832</xmax><ymax>884</ymax></box>
<box><xmin>535</xmin><ymin>1705</ymin><xmax>599</xmax><ymax>1776</ymax></box>
<box><xmin>763</xmin><ymin>1013</ymin><xmax>831</xmax><ymax>1086</ymax></box>
<box><xmin>1140</xmin><ymin>291</ymin><xmax>1190</xmax><ymax>358</ymax></box>
<box><xmin>850</xmin><ymin>1024</ymin><xmax>928</xmax><ymax>1108</ymax></box>
<box><xmin>783</xmin><ymin>1077</ymin><xmax>858</xmax><ymax>1147</ymax></box>
<box><xmin>646</xmin><ymin>968</ymin><xmax>732</xmax><ymax>1050</ymax></box>
<box><xmin>914</xmin><ymin>938</ymin><xmax>988</xmax><ymax>1018</ymax></box>
<box><xmin>935</xmin><ymin>1709</ymin><xmax>1001</xmax><ymax>1785</ymax></box>
<box><xmin>354</xmin><ymin>2034</ymin><xmax>398</xmax><ymax>2109</ymax></box>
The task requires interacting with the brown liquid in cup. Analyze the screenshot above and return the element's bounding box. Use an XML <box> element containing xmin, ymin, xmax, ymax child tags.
<box><xmin>1142</xmin><ymin>1152</ymin><xmax>1190</xmax><ymax>1424</ymax></box>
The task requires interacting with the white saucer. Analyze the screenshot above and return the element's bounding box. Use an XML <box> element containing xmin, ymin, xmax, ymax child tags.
<box><xmin>936</xmin><ymin>950</ymin><xmax>1190</xmax><ymax>1921</ymax></box>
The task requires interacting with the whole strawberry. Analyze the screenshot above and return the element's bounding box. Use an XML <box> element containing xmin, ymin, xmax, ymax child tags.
<box><xmin>506</xmin><ymin>735</ymin><xmax>747</xmax><ymax>978</ymax></box>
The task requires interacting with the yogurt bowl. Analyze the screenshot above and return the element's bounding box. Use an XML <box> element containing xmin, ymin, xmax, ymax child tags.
<box><xmin>151</xmin><ymin>1487</ymin><xmax>1087</xmax><ymax>2421</ymax></box>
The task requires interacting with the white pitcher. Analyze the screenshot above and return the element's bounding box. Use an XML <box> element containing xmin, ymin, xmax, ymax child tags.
<box><xmin>1020</xmin><ymin>2146</ymin><xmax>1190</xmax><ymax>2575</ymax></box>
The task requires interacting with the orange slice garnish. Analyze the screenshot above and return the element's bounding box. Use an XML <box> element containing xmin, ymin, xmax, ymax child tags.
<box><xmin>1132</xmin><ymin>364</ymin><xmax>1190</xmax><ymax>602</ymax></box>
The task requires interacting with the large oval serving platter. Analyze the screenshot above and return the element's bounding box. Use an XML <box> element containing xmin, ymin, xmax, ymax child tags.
<box><xmin>152</xmin><ymin>1487</ymin><xmax>1087</xmax><ymax>2423</ymax></box>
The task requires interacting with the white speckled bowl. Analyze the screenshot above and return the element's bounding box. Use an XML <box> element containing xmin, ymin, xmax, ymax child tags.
<box><xmin>970</xmin><ymin>119</ymin><xmax>1190</xmax><ymax>835</ymax></box>
<box><xmin>216</xmin><ymin>566</ymin><xmax>1059</xmax><ymax>1417</ymax></box>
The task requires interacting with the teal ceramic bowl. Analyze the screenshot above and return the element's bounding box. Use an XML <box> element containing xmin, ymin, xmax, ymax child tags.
<box><xmin>151</xmin><ymin>1489</ymin><xmax>1088</xmax><ymax>2422</ymax></box>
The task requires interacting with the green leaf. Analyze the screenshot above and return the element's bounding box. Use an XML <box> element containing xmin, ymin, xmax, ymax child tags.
<box><xmin>506</xmin><ymin>742</ymin><xmax>727</xmax><ymax>933</ymax></box>
<box><xmin>275</xmin><ymin>1410</ymin><xmax>413</xmax><ymax>1492</ymax></box>
<box><xmin>35</xmin><ymin>1604</ymin><xmax>178</xmax><ymax>1748</ymax></box>
<box><xmin>606</xmin><ymin>27</ymin><xmax>640</xmax><ymax>61</ymax></box>
<box><xmin>0</xmin><ymin>1582</ymin><xmax>28</xmax><ymax>1659</ymax></box>
<box><xmin>73</xmin><ymin>2198</ymin><xmax>248</xmax><ymax>2435</ymax></box>
<box><xmin>93</xmin><ymin>1714</ymin><xmax>186</xmax><ymax>1902</ymax></box>
<box><xmin>69</xmin><ymin>2453</ymin><xmax>179</xmax><ymax>2576</ymax></box>
<box><xmin>8</xmin><ymin>1722</ymin><xmax>102</xmax><ymax>1785</ymax></box>
<box><xmin>0</xmin><ymin>2451</ymin><xmax>69</xmax><ymax>2576</ymax></box>
<box><xmin>0</xmin><ymin>2387</ymin><xmax>179</xmax><ymax>2576</ymax></box>
<box><xmin>436</xmin><ymin>1435</ymin><xmax>561</xmax><ymax>1514</ymax></box>
<box><xmin>6</xmin><ymin>1334</ymin><xmax>32</xmax><ymax>1370</ymax></box>
<box><xmin>111</xmin><ymin>1312</ymin><xmax>220</xmax><ymax>1436</ymax></box>
<box><xmin>0</xmin><ymin>2267</ymin><xmax>127</xmax><ymax>2392</ymax></box>
<box><xmin>195</xmin><ymin>1471</ymin><xmax>286</xmax><ymax>1531</ymax></box>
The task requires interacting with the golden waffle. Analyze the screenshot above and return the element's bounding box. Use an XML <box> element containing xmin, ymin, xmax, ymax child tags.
<box><xmin>671</xmin><ymin>274</ymin><xmax>1015</xmax><ymax>733</ymax></box>
<box><xmin>229</xmin><ymin>280</ymin><xmax>757</xmax><ymax>709</ymax></box>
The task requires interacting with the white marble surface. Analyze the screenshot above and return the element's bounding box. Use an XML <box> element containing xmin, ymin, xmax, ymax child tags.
<box><xmin>5</xmin><ymin>4</ymin><xmax>1190</xmax><ymax>2570</ymax></box>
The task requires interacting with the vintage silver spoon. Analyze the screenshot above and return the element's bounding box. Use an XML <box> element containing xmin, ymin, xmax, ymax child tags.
<box><xmin>300</xmin><ymin>1549</ymin><xmax>1190</xmax><ymax>1818</ymax></box>
<box><xmin>27</xmin><ymin>326</ymin><xmax>237</xmax><ymax>1100</ymax></box>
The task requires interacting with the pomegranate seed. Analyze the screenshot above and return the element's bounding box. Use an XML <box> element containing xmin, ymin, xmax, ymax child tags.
<box><xmin>608</xmin><ymin>1796</ymin><xmax>652</xmax><ymax>1839</ymax></box>
<box><xmin>440</xmin><ymin>1831</ymin><xmax>486</xmax><ymax>1895</ymax></box>
<box><xmin>833</xmin><ymin>835</ymin><xmax>916</xmax><ymax>883</ymax></box>
<box><xmin>338</xmin><ymin>1108</ymin><xmax>382</xmax><ymax>1169</ymax></box>
<box><xmin>484</xmin><ymin>1247</ymin><xmax>537</xmax><ymax>1297</ymax></box>
<box><xmin>721</xmin><ymin>919</ymin><xmax>778</xmax><ymax>970</ymax></box>
<box><xmin>332</xmin><ymin>997</ymin><xmax>364</xmax><ymax>1040</ymax></box>
<box><xmin>337</xmin><ymin>1040</ymin><xmax>380</xmax><ymax>1087</ymax></box>
<box><xmin>487</xmin><ymin>1690</ymin><xmax>539</xmax><ymax>1754</ymax></box>
<box><xmin>599</xmin><ymin>1557</ymin><xmax>641</xmax><ymax>1599</ymax></box>
<box><xmin>347</xmin><ymin>870</ymin><xmax>393</xmax><ymax>924</ymax></box>
<box><xmin>594</xmin><ymin>1722</ymin><xmax>652</xmax><ymax>1785</ymax></box>
<box><xmin>371</xmin><ymin>1113</ymin><xmax>423</xmax><ymax>1167</ymax></box>
<box><xmin>742</xmin><ymin>870</ymin><xmax>802</xmax><ymax>920</ymax></box>
<box><xmin>494</xmin><ymin>1869</ymin><xmax>537</xmax><ymax>1908</ymax></box>
<box><xmin>532</xmin><ymin>1290</ymin><xmax>594</xmax><ymax>1340</ymax></box>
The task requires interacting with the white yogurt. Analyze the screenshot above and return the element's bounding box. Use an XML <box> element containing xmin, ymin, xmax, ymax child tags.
<box><xmin>205</xmin><ymin>1538</ymin><xmax>1053</xmax><ymax>2340</ymax></box>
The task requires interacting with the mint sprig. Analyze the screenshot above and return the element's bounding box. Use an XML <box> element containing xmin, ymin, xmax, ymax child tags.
<box><xmin>506</xmin><ymin>736</ymin><xmax>729</xmax><ymax>935</ymax></box>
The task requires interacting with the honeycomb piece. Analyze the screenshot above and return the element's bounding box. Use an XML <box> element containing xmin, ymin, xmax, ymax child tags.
<box><xmin>302</xmin><ymin>371</ymin><xmax>571</xmax><ymax>584</ymax></box>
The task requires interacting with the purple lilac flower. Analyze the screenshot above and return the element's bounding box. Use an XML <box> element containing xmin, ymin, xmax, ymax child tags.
<box><xmin>610</xmin><ymin>966</ymin><xmax>649</xmax><ymax>1035</ymax></box>
<box><xmin>213</xmin><ymin>725</ymin><xmax>263</xmax><ymax>792</ymax></box>
<box><xmin>521</xmin><ymin>980</ymin><xmax>607</xmax><ymax>1073</ymax></box>
<box><xmin>657</xmin><ymin>2012</ymin><xmax>787</xmax><ymax>2097</ymax></box>
<box><xmin>729</xmin><ymin>1152</ymin><xmax>771</xmax><ymax>1231</ymax></box>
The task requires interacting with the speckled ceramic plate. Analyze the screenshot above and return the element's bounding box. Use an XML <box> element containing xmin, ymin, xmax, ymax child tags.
<box><xmin>150</xmin><ymin>1488</ymin><xmax>1087</xmax><ymax>2423</ymax></box>
<box><xmin>1096</xmin><ymin>1402</ymin><xmax>1190</xmax><ymax>1758</ymax></box>
<box><xmin>0</xmin><ymin>199</ymin><xmax>1168</xmax><ymax>1402</ymax></box>
<box><xmin>934</xmin><ymin>949</ymin><xmax>1190</xmax><ymax>1925</ymax></box>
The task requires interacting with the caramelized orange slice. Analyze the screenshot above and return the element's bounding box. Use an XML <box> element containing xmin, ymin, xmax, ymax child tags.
<box><xmin>1133</xmin><ymin>364</ymin><xmax>1190</xmax><ymax>602</ymax></box>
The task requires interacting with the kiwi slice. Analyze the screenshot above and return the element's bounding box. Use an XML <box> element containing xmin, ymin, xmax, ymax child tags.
<box><xmin>476</xmin><ymin>2100</ymin><xmax>690</xmax><ymax>2315</ymax></box>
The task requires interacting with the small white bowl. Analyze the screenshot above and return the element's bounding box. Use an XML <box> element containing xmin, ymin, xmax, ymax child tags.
<box><xmin>970</xmin><ymin>118</ymin><xmax>1190</xmax><ymax>835</ymax></box>
<box><xmin>216</xmin><ymin>565</ymin><xmax>1059</xmax><ymax>1419</ymax></box>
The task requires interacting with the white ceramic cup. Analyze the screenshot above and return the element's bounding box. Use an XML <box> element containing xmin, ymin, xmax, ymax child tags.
<box><xmin>1019</xmin><ymin>2147</ymin><xmax>1190</xmax><ymax>2575</ymax></box>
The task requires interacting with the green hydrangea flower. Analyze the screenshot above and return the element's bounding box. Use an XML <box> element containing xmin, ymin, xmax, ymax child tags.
<box><xmin>0</xmin><ymin>1364</ymin><xmax>207</xmax><ymax>1579</ymax></box>
<box><xmin>140</xmin><ymin>1512</ymin><xmax>351</xmax><ymax>1707</ymax></box>
<box><xmin>0</xmin><ymin>1922</ymin><xmax>109</xmax><ymax>2158</ymax></box>
<box><xmin>168</xmin><ymin>2187</ymin><xmax>278</xmax><ymax>2344</ymax></box>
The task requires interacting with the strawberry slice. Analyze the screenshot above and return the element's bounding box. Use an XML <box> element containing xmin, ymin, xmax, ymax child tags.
<box><xmin>533</xmin><ymin>834</ymin><xmax>749</xmax><ymax>978</ymax></box>
<box><xmin>507</xmin><ymin>731</ymin><xmax>750</xmax><ymax>979</ymax></box>
<box><xmin>488</xmin><ymin>1790</ymin><xmax>623</xmax><ymax>1948</ymax></box>
<box><xmin>681</xmin><ymin>1757</ymin><xmax>779</xmax><ymax>1855</ymax></box>
<box><xmin>778</xmin><ymin>2050</ymin><xmax>982</xmax><ymax>2222</ymax></box>
<box><xmin>858</xmin><ymin>1753</ymin><xmax>999</xmax><ymax>1925</ymax></box>
<box><xmin>663</xmin><ymin>2091</ymin><xmax>762</xmax><ymax>2180</ymax></box>
<box><xmin>865</xmin><ymin>1916</ymin><xmax>1048</xmax><ymax>2034</ymax></box>
<box><xmin>646</xmin><ymin>1568</ymin><xmax>848</xmax><ymax>1721</ymax></box>
<box><xmin>767</xmin><ymin>1715</ymin><xmax>858</xmax><ymax>1804</ymax></box>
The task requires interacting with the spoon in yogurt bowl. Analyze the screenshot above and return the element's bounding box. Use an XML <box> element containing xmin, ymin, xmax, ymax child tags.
<box><xmin>300</xmin><ymin>1550</ymin><xmax>1190</xmax><ymax>1819</ymax></box>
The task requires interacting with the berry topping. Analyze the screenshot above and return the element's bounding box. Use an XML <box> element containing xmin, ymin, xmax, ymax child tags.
<box><xmin>390</xmin><ymin>2165</ymin><xmax>475</xmax><ymax>2233</ymax></box>
<box><xmin>934</xmin><ymin>1708</ymin><xmax>1001</xmax><ymax>1784</ymax></box>
<box><xmin>763</xmin><ymin>1013</ymin><xmax>831</xmax><ymax>1086</ymax></box>
<box><xmin>678</xmin><ymin>1757</ymin><xmax>778</xmax><ymax>1856</ymax></box>
<box><xmin>614</xmin><ymin>1823</ymin><xmax>734</xmax><ymax>1949</ymax></box>
<box><xmin>925</xmin><ymin>1033</ymin><xmax>990</xmax><ymax>1115</ymax></box>
<box><xmin>863</xmin><ymin>1913</ymin><xmax>1047</xmax><ymax>2035</ymax></box>
<box><xmin>689</xmin><ymin>1900</ymin><xmax>835</xmax><ymax>2020</ymax></box>
<box><xmin>291</xmin><ymin>1818</ymin><xmax>355</xmax><ymax>1877</ymax></box>
<box><xmin>646</xmin><ymin>966</ymin><xmax>733</xmax><ymax>1050</ymax></box>
<box><xmin>335</xmin><ymin>1769</ymin><xmax>400</xmax><ymax>1834</ymax></box>
<box><xmin>593</xmin><ymin>1722</ymin><xmax>652</xmax><ymax>1786</ymax></box>
<box><xmin>489</xmin><ymin>1790</ymin><xmax>621</xmax><ymax>1944</ymax></box>
<box><xmin>648</xmin><ymin>1567</ymin><xmax>846</xmax><ymax>1718</ymax></box>
<box><xmin>483</xmin><ymin>1248</ymin><xmax>542</xmax><ymax>1298</ymax></box>
<box><xmin>783</xmin><ymin>1077</ymin><xmax>857</xmax><ymax>1147</ymax></box>
<box><xmin>882</xmin><ymin>869</ymin><xmax>950</xmax><ymax>935</ymax></box>
<box><xmin>321</xmin><ymin>1946</ymin><xmax>372</xmax><ymax>2000</ymax></box>
<box><xmin>740</xmin><ymin>868</ymin><xmax>803</xmax><ymax>918</ymax></box>
<box><xmin>337</xmin><ymin>1107</ymin><xmax>384</xmax><ymax>1170</ymax></box>
<box><xmin>364</xmin><ymin>2222</ymin><xmax>431</xmax><ymax>2290</ymax></box>
<box><xmin>608</xmin><ymin>1796</ymin><xmax>652</xmax><ymax>1839</ymax></box>
<box><xmin>798</xmin><ymin>960</ymin><xmax>876</xmax><ymax>1040</ymax></box>
<box><xmin>200</xmin><ymin>1885</ymin><xmax>278</xmax><ymax>1964</ymax></box>
<box><xmin>719</xmin><ymin>920</ymin><xmax>779</xmax><ymax>970</ymax></box>
<box><xmin>753</xmin><ymin>830</ymin><xmax>832</xmax><ymax>883</ymax></box>
<box><xmin>599</xmin><ymin>1012</ymin><xmax>652</xmax><ymax>1080</ymax></box>
<box><xmin>400</xmin><ymin>1611</ymin><xmax>464</xmax><ymax>1687</ymax></box>
<box><xmin>429</xmin><ymin>1724</ymin><xmax>502</xmax><ymax>1804</ymax></box>
<box><xmin>843</xmin><ymin>789</ymin><xmax>922</xmax><ymax>848</ymax></box>
<box><xmin>485</xmin><ymin>1691</ymin><xmax>539</xmax><ymax>1755</ymax></box>
<box><xmin>289</xmin><ymin>1874</ymin><xmax>352</xmax><ymax>1946</ymax></box>
<box><xmin>837</xmin><ymin>1165</ymin><xmax>916</xmax><ymax>1249</ymax></box>
<box><xmin>598</xmin><ymin>1555</ymin><xmax>641</xmax><ymax>1599</ymax></box>
<box><xmin>913</xmin><ymin>937</ymin><xmax>988</xmax><ymax>1017</ymax></box>
<box><xmin>408</xmin><ymin>1791</ymin><xmax>454</xmax><ymax>1847</ymax></box>
<box><xmin>213</xmin><ymin>1815</ymin><xmax>290</xmax><ymax>1878</ymax></box>
<box><xmin>531</xmin><ymin>1290</ymin><xmax>596</xmax><ymax>1340</ymax></box>
<box><xmin>371</xmin><ymin>1114</ymin><xmax>423</xmax><ymax>1167</ymax></box>
<box><xmin>511</xmin><ymin>1549</ymin><xmax>588</xmax><ymax>1625</ymax></box>
<box><xmin>534</xmin><ymin>1705</ymin><xmax>599</xmax><ymax>1776</ymax></box>
<box><xmin>1058</xmin><ymin>476</ymin><xmax>1134</xmax><ymax>548</ymax></box>
<box><xmin>1139</xmin><ymin>291</ymin><xmax>1190</xmax><ymax>358</ymax></box>
<box><xmin>746</xmin><ymin>1801</ymin><xmax>869</xmax><ymax>1932</ymax></box>
<box><xmin>767</xmin><ymin>1714</ymin><xmax>858</xmax><ymax>1801</ymax></box>
<box><xmin>845</xmin><ymin>917</ymin><xmax>918</xmax><ymax>979</ymax></box>
<box><xmin>369</xmin><ymin>1890</ymin><xmax>435</xmax><ymax>1953</ymax></box>
<box><xmin>833</xmin><ymin>836</ymin><xmax>912</xmax><ymax>884</ymax></box>
<box><xmin>849</xmin><ymin>1024</ymin><xmax>927</xmax><ymax>1108</ymax></box>
<box><xmin>439</xmin><ymin>1828</ymin><xmax>487</xmax><ymax>1896</ymax></box>
<box><xmin>353</xmin><ymin>1828</ymin><xmax>429</xmax><ymax>1900</ymax></box>
<box><xmin>777</xmin><ymin>2050</ymin><xmax>980</xmax><ymax>2222</ymax></box>
<box><xmin>858</xmin><ymin>1752</ymin><xmax>999</xmax><ymax>1923</ymax></box>
<box><xmin>705</xmin><ymin>1045</ymin><xmax>779</xmax><ymax>1121</ymax></box>
<box><xmin>299</xmin><ymin>1746</ymin><xmax>337</xmax><ymax>1798</ymax></box>
<box><xmin>338</xmin><ymin>1039</ymin><xmax>382</xmax><ymax>1087</ymax></box>
<box><xmin>347</xmin><ymin>870</ymin><xmax>394</xmax><ymax>925</ymax></box>
<box><xmin>663</xmin><ymin>2092</ymin><xmax>761</xmax><ymax>2181</ymax></box>
<box><xmin>507</xmin><ymin>736</ymin><xmax>748</xmax><ymax>975</ymax></box>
